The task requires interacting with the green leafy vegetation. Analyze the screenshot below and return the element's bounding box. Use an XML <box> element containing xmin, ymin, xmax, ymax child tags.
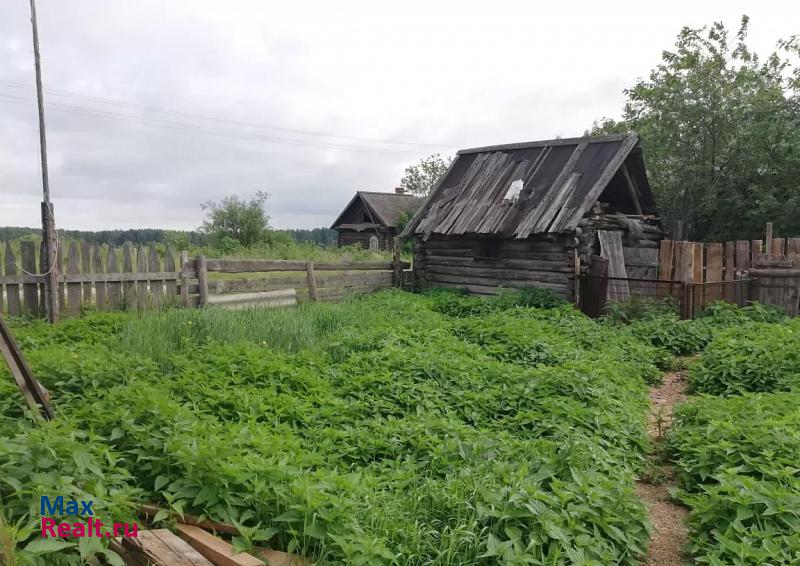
<box><xmin>670</xmin><ymin>392</ymin><xmax>800</xmax><ymax>564</ymax></box>
<box><xmin>689</xmin><ymin>319</ymin><xmax>800</xmax><ymax>395</ymax></box>
<box><xmin>0</xmin><ymin>290</ymin><xmax>661</xmax><ymax>565</ymax></box>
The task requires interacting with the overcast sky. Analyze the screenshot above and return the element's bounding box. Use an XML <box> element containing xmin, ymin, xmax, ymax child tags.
<box><xmin>1</xmin><ymin>1</ymin><xmax>797</xmax><ymax>230</ymax></box>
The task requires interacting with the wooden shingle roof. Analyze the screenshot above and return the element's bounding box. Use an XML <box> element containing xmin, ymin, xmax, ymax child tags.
<box><xmin>331</xmin><ymin>191</ymin><xmax>422</xmax><ymax>229</ymax></box>
<box><xmin>401</xmin><ymin>132</ymin><xmax>655</xmax><ymax>240</ymax></box>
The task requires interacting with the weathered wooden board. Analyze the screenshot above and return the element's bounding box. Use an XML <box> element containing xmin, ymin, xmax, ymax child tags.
<box><xmin>598</xmin><ymin>230</ymin><xmax>629</xmax><ymax>301</ymax></box>
<box><xmin>176</xmin><ymin>523</ymin><xmax>263</xmax><ymax>566</ymax></box>
<box><xmin>658</xmin><ymin>240</ymin><xmax>673</xmax><ymax>280</ymax></box>
<box><xmin>66</xmin><ymin>242</ymin><xmax>82</xmax><ymax>316</ymax></box>
<box><xmin>207</xmin><ymin>289</ymin><xmax>297</xmax><ymax>310</ymax></box>
<box><xmin>115</xmin><ymin>528</ymin><xmax>213</xmax><ymax>566</ymax></box>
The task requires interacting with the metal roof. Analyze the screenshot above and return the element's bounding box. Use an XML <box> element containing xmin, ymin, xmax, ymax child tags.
<box><xmin>331</xmin><ymin>191</ymin><xmax>423</xmax><ymax>229</ymax></box>
<box><xmin>401</xmin><ymin>132</ymin><xmax>656</xmax><ymax>240</ymax></box>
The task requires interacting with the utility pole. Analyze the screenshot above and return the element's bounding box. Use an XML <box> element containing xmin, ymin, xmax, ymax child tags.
<box><xmin>29</xmin><ymin>0</ymin><xmax>59</xmax><ymax>323</ymax></box>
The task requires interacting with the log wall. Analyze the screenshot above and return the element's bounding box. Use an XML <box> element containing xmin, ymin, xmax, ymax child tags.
<box><xmin>413</xmin><ymin>235</ymin><xmax>577</xmax><ymax>299</ymax></box>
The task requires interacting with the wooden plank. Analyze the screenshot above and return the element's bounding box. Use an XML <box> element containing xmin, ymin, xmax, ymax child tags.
<box><xmin>0</xmin><ymin>313</ymin><xmax>54</xmax><ymax>419</ymax></box>
<box><xmin>107</xmin><ymin>246</ymin><xmax>121</xmax><ymax>310</ymax></box>
<box><xmin>723</xmin><ymin>242</ymin><xmax>735</xmax><ymax>281</ymax></box>
<box><xmin>4</xmin><ymin>243</ymin><xmax>21</xmax><ymax>316</ymax></box>
<box><xmin>658</xmin><ymin>240</ymin><xmax>674</xmax><ymax>280</ymax></box>
<box><xmin>207</xmin><ymin>289</ymin><xmax>297</xmax><ymax>309</ymax></box>
<box><xmin>306</xmin><ymin>262</ymin><xmax>318</xmax><ymax>302</ymax></box>
<box><xmin>735</xmin><ymin>240</ymin><xmax>750</xmax><ymax>272</ymax></box>
<box><xmin>691</xmin><ymin>243</ymin><xmax>703</xmax><ymax>283</ymax></box>
<box><xmin>56</xmin><ymin>243</ymin><xmax>66</xmax><ymax>316</ymax></box>
<box><xmin>20</xmin><ymin>241</ymin><xmax>39</xmax><ymax>317</ymax></box>
<box><xmin>118</xmin><ymin>529</ymin><xmax>214</xmax><ymax>566</ymax></box>
<box><xmin>80</xmin><ymin>240</ymin><xmax>91</xmax><ymax>306</ymax></box>
<box><xmin>149</xmin><ymin>245</ymin><xmax>164</xmax><ymax>307</ymax></box>
<box><xmin>175</xmin><ymin>523</ymin><xmax>262</xmax><ymax>566</ymax></box>
<box><xmin>136</xmin><ymin>245</ymin><xmax>149</xmax><ymax>310</ymax></box>
<box><xmin>66</xmin><ymin>242</ymin><xmax>82</xmax><ymax>316</ymax></box>
<box><xmin>704</xmin><ymin>242</ymin><xmax>723</xmax><ymax>304</ymax></box>
<box><xmin>751</xmin><ymin>239</ymin><xmax>763</xmax><ymax>266</ymax></box>
<box><xmin>92</xmin><ymin>244</ymin><xmax>106</xmax><ymax>311</ymax></box>
<box><xmin>705</xmin><ymin>243</ymin><xmax>723</xmax><ymax>282</ymax></box>
<box><xmin>788</xmin><ymin>238</ymin><xmax>800</xmax><ymax>268</ymax></box>
<box><xmin>723</xmin><ymin>241</ymin><xmax>736</xmax><ymax>301</ymax></box>
<box><xmin>165</xmin><ymin>246</ymin><xmax>178</xmax><ymax>304</ymax></box>
<box><xmin>122</xmin><ymin>243</ymin><xmax>136</xmax><ymax>310</ymax></box>
<box><xmin>598</xmin><ymin>230</ymin><xmax>629</xmax><ymax>301</ymax></box>
<box><xmin>771</xmin><ymin>237</ymin><xmax>785</xmax><ymax>257</ymax></box>
<box><xmin>180</xmin><ymin>250</ymin><xmax>191</xmax><ymax>308</ymax></box>
<box><xmin>197</xmin><ymin>255</ymin><xmax>209</xmax><ymax>307</ymax></box>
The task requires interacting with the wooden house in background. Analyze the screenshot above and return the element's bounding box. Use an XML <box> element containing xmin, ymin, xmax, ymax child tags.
<box><xmin>400</xmin><ymin>132</ymin><xmax>662</xmax><ymax>300</ymax></box>
<box><xmin>332</xmin><ymin>189</ymin><xmax>422</xmax><ymax>250</ymax></box>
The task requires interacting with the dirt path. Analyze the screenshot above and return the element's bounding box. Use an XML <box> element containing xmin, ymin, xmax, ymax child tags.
<box><xmin>637</xmin><ymin>370</ymin><xmax>689</xmax><ymax>566</ymax></box>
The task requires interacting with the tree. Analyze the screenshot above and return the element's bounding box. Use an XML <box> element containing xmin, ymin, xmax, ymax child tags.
<box><xmin>591</xmin><ymin>17</ymin><xmax>800</xmax><ymax>241</ymax></box>
<box><xmin>400</xmin><ymin>153</ymin><xmax>453</xmax><ymax>196</ymax></box>
<box><xmin>200</xmin><ymin>191</ymin><xmax>271</xmax><ymax>247</ymax></box>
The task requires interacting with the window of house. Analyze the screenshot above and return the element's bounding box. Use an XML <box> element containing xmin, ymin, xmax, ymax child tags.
<box><xmin>474</xmin><ymin>239</ymin><xmax>503</xmax><ymax>261</ymax></box>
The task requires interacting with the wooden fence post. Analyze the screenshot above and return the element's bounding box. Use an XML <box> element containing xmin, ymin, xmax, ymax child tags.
<box><xmin>180</xmin><ymin>251</ymin><xmax>190</xmax><ymax>308</ymax></box>
<box><xmin>392</xmin><ymin>236</ymin><xmax>402</xmax><ymax>287</ymax></box>
<box><xmin>164</xmin><ymin>246</ymin><xmax>177</xmax><ymax>305</ymax></box>
<box><xmin>306</xmin><ymin>262</ymin><xmax>319</xmax><ymax>302</ymax></box>
<box><xmin>196</xmin><ymin>255</ymin><xmax>209</xmax><ymax>307</ymax></box>
<box><xmin>107</xmin><ymin>246</ymin><xmax>121</xmax><ymax>310</ymax></box>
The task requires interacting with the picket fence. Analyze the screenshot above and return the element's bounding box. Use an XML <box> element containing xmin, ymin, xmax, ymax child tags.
<box><xmin>0</xmin><ymin>240</ymin><xmax>410</xmax><ymax>318</ymax></box>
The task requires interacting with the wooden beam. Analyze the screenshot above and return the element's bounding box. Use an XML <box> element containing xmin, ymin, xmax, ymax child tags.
<box><xmin>620</xmin><ymin>163</ymin><xmax>643</xmax><ymax>215</ymax></box>
<box><xmin>113</xmin><ymin>529</ymin><xmax>213</xmax><ymax>566</ymax></box>
<box><xmin>0</xmin><ymin>313</ymin><xmax>54</xmax><ymax>419</ymax></box>
<box><xmin>175</xmin><ymin>524</ymin><xmax>263</xmax><ymax>566</ymax></box>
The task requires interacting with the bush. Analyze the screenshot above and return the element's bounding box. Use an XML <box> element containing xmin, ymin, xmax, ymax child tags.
<box><xmin>670</xmin><ymin>392</ymin><xmax>800</xmax><ymax>564</ymax></box>
<box><xmin>689</xmin><ymin>322</ymin><xmax>800</xmax><ymax>395</ymax></box>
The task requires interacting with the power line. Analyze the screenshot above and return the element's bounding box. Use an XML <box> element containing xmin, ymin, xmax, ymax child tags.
<box><xmin>0</xmin><ymin>92</ymin><xmax>437</xmax><ymax>154</ymax></box>
<box><xmin>0</xmin><ymin>79</ymin><xmax>450</xmax><ymax>150</ymax></box>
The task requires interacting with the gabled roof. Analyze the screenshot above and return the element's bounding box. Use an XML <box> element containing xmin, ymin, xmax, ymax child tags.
<box><xmin>331</xmin><ymin>191</ymin><xmax>423</xmax><ymax>229</ymax></box>
<box><xmin>401</xmin><ymin>132</ymin><xmax>656</xmax><ymax>240</ymax></box>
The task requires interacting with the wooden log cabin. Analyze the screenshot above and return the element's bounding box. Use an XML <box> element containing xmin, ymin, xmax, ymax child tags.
<box><xmin>400</xmin><ymin>133</ymin><xmax>662</xmax><ymax>300</ymax></box>
<box><xmin>331</xmin><ymin>189</ymin><xmax>422</xmax><ymax>250</ymax></box>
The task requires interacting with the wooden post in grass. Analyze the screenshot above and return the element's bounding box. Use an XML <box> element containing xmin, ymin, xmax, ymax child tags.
<box><xmin>306</xmin><ymin>261</ymin><xmax>318</xmax><ymax>302</ymax></box>
<box><xmin>392</xmin><ymin>236</ymin><xmax>402</xmax><ymax>287</ymax></box>
<box><xmin>196</xmin><ymin>255</ymin><xmax>209</xmax><ymax>307</ymax></box>
<box><xmin>180</xmin><ymin>251</ymin><xmax>190</xmax><ymax>308</ymax></box>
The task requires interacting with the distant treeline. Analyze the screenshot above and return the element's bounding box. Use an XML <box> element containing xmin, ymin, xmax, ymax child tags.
<box><xmin>0</xmin><ymin>226</ymin><xmax>337</xmax><ymax>247</ymax></box>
